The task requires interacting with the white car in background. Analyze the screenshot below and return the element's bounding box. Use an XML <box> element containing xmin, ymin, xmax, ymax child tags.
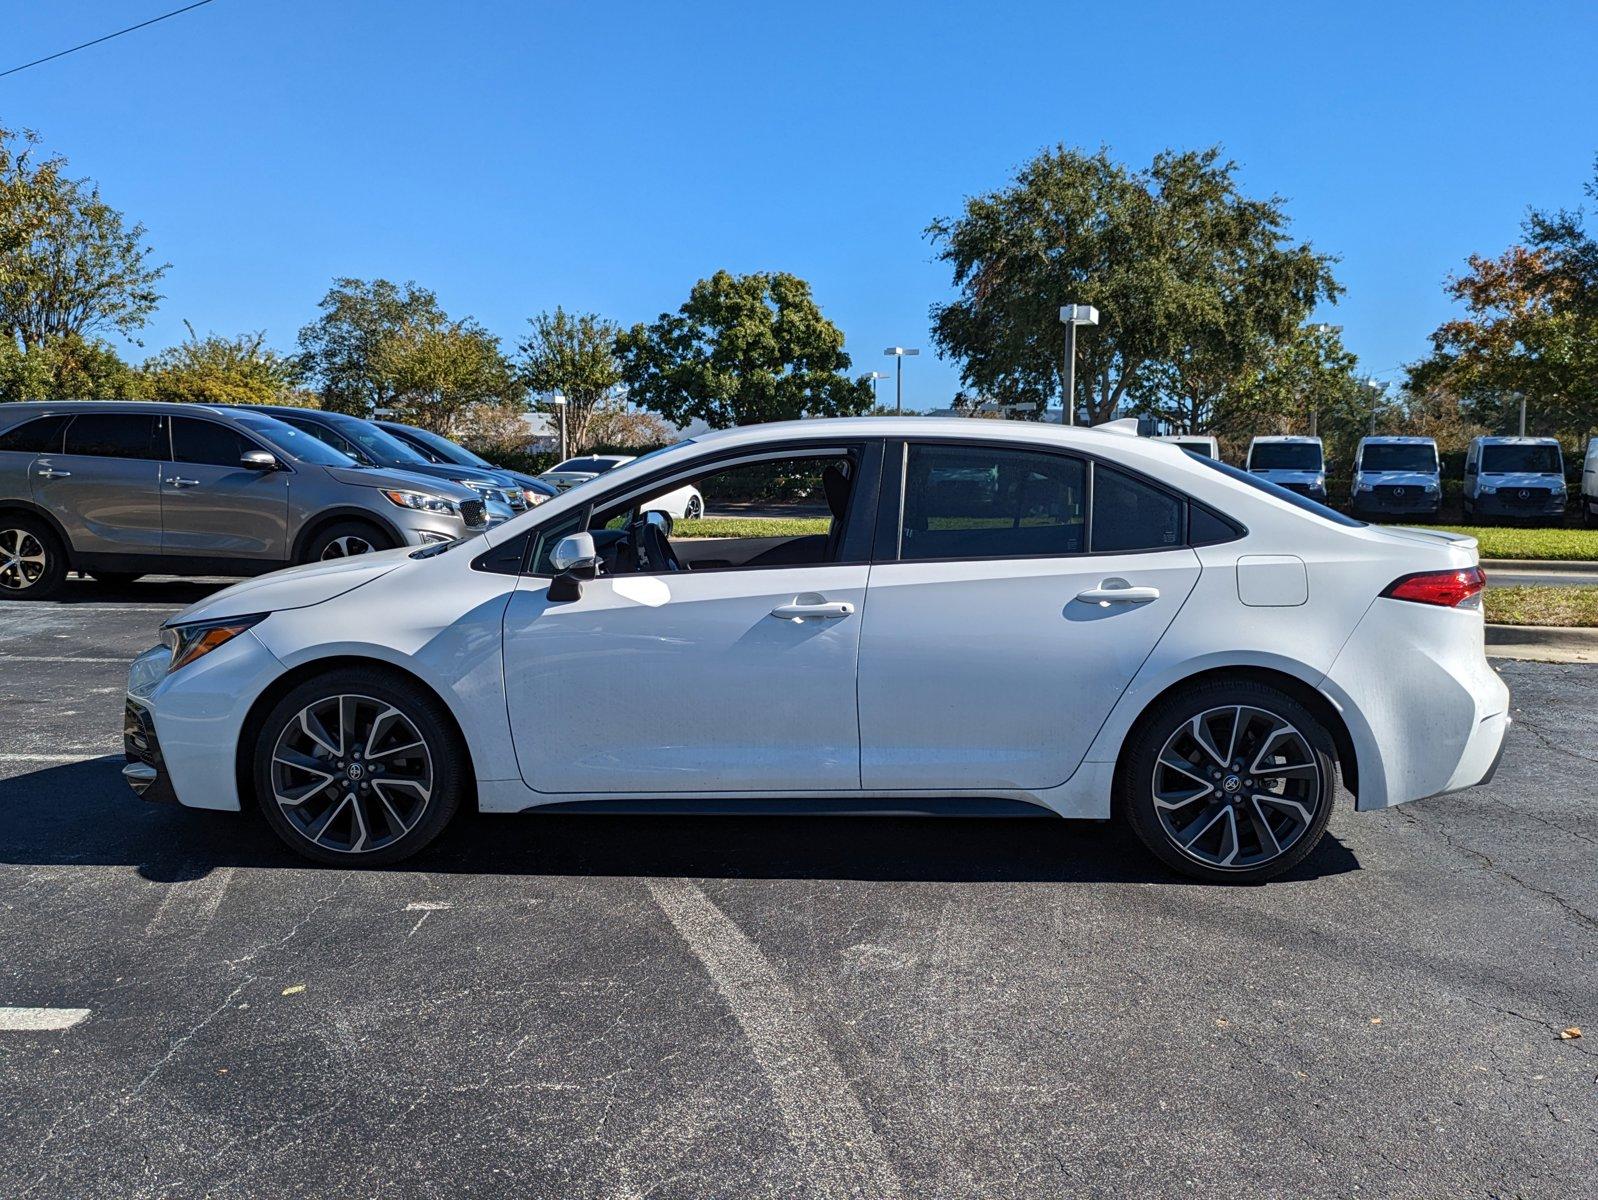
<box><xmin>1247</xmin><ymin>435</ymin><xmax>1327</xmax><ymax>500</ymax></box>
<box><xmin>539</xmin><ymin>454</ymin><xmax>704</xmax><ymax>520</ymax></box>
<box><xmin>1154</xmin><ymin>434</ymin><xmax>1220</xmax><ymax>459</ymax></box>
<box><xmin>1583</xmin><ymin>436</ymin><xmax>1598</xmax><ymax>527</ymax></box>
<box><xmin>125</xmin><ymin>417</ymin><xmax>1508</xmax><ymax>884</ymax></box>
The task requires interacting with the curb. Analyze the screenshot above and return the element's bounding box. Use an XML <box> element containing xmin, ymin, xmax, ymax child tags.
<box><xmin>1483</xmin><ymin>558</ymin><xmax>1598</xmax><ymax>574</ymax></box>
<box><xmin>1485</xmin><ymin>623</ymin><xmax>1598</xmax><ymax>663</ymax></box>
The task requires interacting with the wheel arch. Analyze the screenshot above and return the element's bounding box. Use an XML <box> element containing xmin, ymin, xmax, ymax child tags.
<box><xmin>0</xmin><ymin>499</ymin><xmax>76</xmax><ymax>566</ymax></box>
<box><xmin>290</xmin><ymin>509</ymin><xmax>406</xmax><ymax>563</ymax></box>
<box><xmin>235</xmin><ymin>654</ymin><xmax>479</xmax><ymax>814</ymax></box>
<box><xmin>1109</xmin><ymin>664</ymin><xmax>1360</xmax><ymax>806</ymax></box>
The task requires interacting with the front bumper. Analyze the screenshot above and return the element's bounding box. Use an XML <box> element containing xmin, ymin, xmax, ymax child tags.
<box><xmin>1472</xmin><ymin>492</ymin><xmax>1565</xmax><ymax>517</ymax></box>
<box><xmin>1351</xmin><ymin>492</ymin><xmax>1441</xmax><ymax>516</ymax></box>
<box><xmin>123</xmin><ymin>697</ymin><xmax>178</xmax><ymax>803</ymax></box>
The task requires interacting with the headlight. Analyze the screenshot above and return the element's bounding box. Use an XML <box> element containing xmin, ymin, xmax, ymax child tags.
<box><xmin>381</xmin><ymin>489</ymin><xmax>460</xmax><ymax>514</ymax></box>
<box><xmin>1480</xmin><ymin>484</ymin><xmax>1497</xmax><ymax>494</ymax></box>
<box><xmin>1552</xmin><ymin>482</ymin><xmax>1566</xmax><ymax>493</ymax></box>
<box><xmin>1357</xmin><ymin>482</ymin><xmax>1374</xmax><ymax>493</ymax></box>
<box><xmin>1424</xmin><ymin>482</ymin><xmax>1439</xmax><ymax>493</ymax></box>
<box><xmin>160</xmin><ymin>613</ymin><xmax>267</xmax><ymax>673</ymax></box>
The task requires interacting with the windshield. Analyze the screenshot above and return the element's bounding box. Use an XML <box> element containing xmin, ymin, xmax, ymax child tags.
<box><xmin>1362</xmin><ymin>443</ymin><xmax>1437</xmax><ymax>473</ymax></box>
<box><xmin>1250</xmin><ymin>442</ymin><xmax>1323</xmax><ymax>471</ymax></box>
<box><xmin>1481</xmin><ymin>443</ymin><xmax>1562</xmax><ymax>474</ymax></box>
<box><xmin>235</xmin><ymin>414</ymin><xmax>356</xmax><ymax>466</ymax></box>
<box><xmin>551</xmin><ymin>457</ymin><xmax>626</xmax><ymax>474</ymax></box>
<box><xmin>1191</xmin><ymin>452</ymin><xmax>1364</xmax><ymax>527</ymax></box>
<box><xmin>329</xmin><ymin>417</ymin><xmax>434</xmax><ymax>467</ymax></box>
<box><xmin>394</xmin><ymin>424</ymin><xmax>494</xmax><ymax>469</ymax></box>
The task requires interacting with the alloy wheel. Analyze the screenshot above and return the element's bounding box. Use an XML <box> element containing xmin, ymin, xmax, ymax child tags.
<box><xmin>321</xmin><ymin>535</ymin><xmax>374</xmax><ymax>560</ymax></box>
<box><xmin>686</xmin><ymin>497</ymin><xmax>703</xmax><ymax>519</ymax></box>
<box><xmin>1151</xmin><ymin>704</ymin><xmax>1323</xmax><ymax>871</ymax></box>
<box><xmin>0</xmin><ymin>527</ymin><xmax>48</xmax><ymax>591</ymax></box>
<box><xmin>269</xmin><ymin>693</ymin><xmax>434</xmax><ymax>854</ymax></box>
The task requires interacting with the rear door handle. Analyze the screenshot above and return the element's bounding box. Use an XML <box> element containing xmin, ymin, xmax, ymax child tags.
<box><xmin>1076</xmin><ymin>578</ymin><xmax>1160</xmax><ymax>604</ymax></box>
<box><xmin>34</xmin><ymin>468</ymin><xmax>71</xmax><ymax>480</ymax></box>
<box><xmin>164</xmin><ymin>476</ymin><xmax>200</xmax><ymax>488</ymax></box>
<box><xmin>770</xmin><ymin>600</ymin><xmax>855</xmax><ymax>621</ymax></box>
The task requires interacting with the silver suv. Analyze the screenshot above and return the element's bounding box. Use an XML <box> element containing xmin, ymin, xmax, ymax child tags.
<box><xmin>0</xmin><ymin>401</ymin><xmax>488</xmax><ymax>600</ymax></box>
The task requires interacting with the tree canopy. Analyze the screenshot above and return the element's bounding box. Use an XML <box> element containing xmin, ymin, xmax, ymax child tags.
<box><xmin>295</xmin><ymin>278</ymin><xmax>451</xmax><ymax>415</ymax></box>
<box><xmin>0</xmin><ymin>125</ymin><xmax>167</xmax><ymax>352</ymax></box>
<box><xmin>616</xmin><ymin>270</ymin><xmax>871</xmax><ymax>429</ymax></box>
<box><xmin>928</xmin><ymin>145</ymin><xmax>1340</xmax><ymax>426</ymax></box>
<box><xmin>518</xmin><ymin>307</ymin><xmax>625</xmax><ymax>453</ymax></box>
<box><xmin>370</xmin><ymin>319</ymin><xmax>522</xmax><ymax>436</ymax></box>
<box><xmin>142</xmin><ymin>324</ymin><xmax>304</xmax><ymax>406</ymax></box>
<box><xmin>0</xmin><ymin>333</ymin><xmax>144</xmax><ymax>403</ymax></box>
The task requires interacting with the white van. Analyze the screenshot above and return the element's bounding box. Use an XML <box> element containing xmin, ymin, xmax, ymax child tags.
<box><xmin>1154</xmin><ymin>434</ymin><xmax>1220</xmax><ymax>459</ymax></box>
<box><xmin>1246</xmin><ymin>435</ymin><xmax>1326</xmax><ymax>500</ymax></box>
<box><xmin>1582</xmin><ymin>436</ymin><xmax>1597</xmax><ymax>526</ymax></box>
<box><xmin>1350</xmin><ymin>436</ymin><xmax>1441</xmax><ymax>519</ymax></box>
<box><xmin>1462</xmin><ymin>436</ymin><xmax>1566</xmax><ymax>521</ymax></box>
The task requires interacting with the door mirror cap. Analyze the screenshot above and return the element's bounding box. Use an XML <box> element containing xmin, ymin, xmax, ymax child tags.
<box><xmin>241</xmin><ymin>450</ymin><xmax>279</xmax><ymax>470</ymax></box>
<box><xmin>550</xmin><ymin>531</ymin><xmax>598</xmax><ymax>572</ymax></box>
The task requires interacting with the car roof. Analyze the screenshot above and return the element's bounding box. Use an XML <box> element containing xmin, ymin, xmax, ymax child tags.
<box><xmin>1248</xmin><ymin>434</ymin><xmax>1321</xmax><ymax>444</ymax></box>
<box><xmin>1358</xmin><ymin>436</ymin><xmax>1435</xmax><ymax>445</ymax></box>
<box><xmin>1473</xmin><ymin>435</ymin><xmax>1561</xmax><ymax>446</ymax></box>
<box><xmin>0</xmin><ymin>399</ymin><xmax>235</xmax><ymax>418</ymax></box>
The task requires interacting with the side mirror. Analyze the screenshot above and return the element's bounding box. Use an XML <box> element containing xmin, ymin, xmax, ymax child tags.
<box><xmin>241</xmin><ymin>450</ymin><xmax>279</xmax><ymax>470</ymax></box>
<box><xmin>642</xmin><ymin>508</ymin><xmax>673</xmax><ymax>535</ymax></box>
<box><xmin>1465</xmin><ymin>462</ymin><xmax>1477</xmax><ymax>475</ymax></box>
<box><xmin>547</xmin><ymin>531</ymin><xmax>599</xmax><ymax>602</ymax></box>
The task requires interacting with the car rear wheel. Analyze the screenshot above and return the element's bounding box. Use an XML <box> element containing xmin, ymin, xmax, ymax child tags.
<box><xmin>1119</xmin><ymin>680</ymin><xmax>1337</xmax><ymax>883</ymax></box>
<box><xmin>0</xmin><ymin>517</ymin><xmax>68</xmax><ymax>601</ymax></box>
<box><xmin>252</xmin><ymin>668</ymin><xmax>466</xmax><ymax>865</ymax></box>
<box><xmin>684</xmin><ymin>495</ymin><xmax>703</xmax><ymax>520</ymax></box>
<box><xmin>302</xmin><ymin>520</ymin><xmax>394</xmax><ymax>563</ymax></box>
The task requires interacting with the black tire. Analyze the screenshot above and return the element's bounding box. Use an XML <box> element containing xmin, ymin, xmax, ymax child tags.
<box><xmin>0</xmin><ymin>514</ymin><xmax>68</xmax><ymax>600</ymax></box>
<box><xmin>300</xmin><ymin>519</ymin><xmax>395</xmax><ymax>564</ymax></box>
<box><xmin>685</xmin><ymin>495</ymin><xmax>703</xmax><ymax>520</ymax></box>
<box><xmin>251</xmin><ymin>666</ymin><xmax>466</xmax><ymax>866</ymax></box>
<box><xmin>88</xmin><ymin>571</ymin><xmax>143</xmax><ymax>587</ymax></box>
<box><xmin>1119</xmin><ymin>679</ymin><xmax>1338</xmax><ymax>884</ymax></box>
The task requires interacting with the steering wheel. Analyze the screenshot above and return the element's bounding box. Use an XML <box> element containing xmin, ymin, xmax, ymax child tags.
<box><xmin>626</xmin><ymin>511</ymin><xmax>681</xmax><ymax>573</ymax></box>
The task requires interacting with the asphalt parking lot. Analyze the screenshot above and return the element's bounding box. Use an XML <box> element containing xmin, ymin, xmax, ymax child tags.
<box><xmin>1</xmin><ymin>578</ymin><xmax>1595</xmax><ymax>1199</ymax></box>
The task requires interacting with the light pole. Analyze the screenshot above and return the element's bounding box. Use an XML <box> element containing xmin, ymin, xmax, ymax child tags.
<box><xmin>1058</xmin><ymin>305</ymin><xmax>1099</xmax><ymax>425</ymax></box>
<box><xmin>883</xmin><ymin>348</ymin><xmax>919</xmax><ymax>414</ymax></box>
<box><xmin>1306</xmin><ymin>323</ymin><xmax>1342</xmax><ymax>437</ymax></box>
<box><xmin>866</xmin><ymin>371</ymin><xmax>890</xmax><ymax>408</ymax></box>
<box><xmin>1513</xmin><ymin>391</ymin><xmax>1527</xmax><ymax>437</ymax></box>
<box><xmin>550</xmin><ymin>393</ymin><xmax>568</xmax><ymax>461</ymax></box>
<box><xmin>1364</xmin><ymin>375</ymin><xmax>1383</xmax><ymax>436</ymax></box>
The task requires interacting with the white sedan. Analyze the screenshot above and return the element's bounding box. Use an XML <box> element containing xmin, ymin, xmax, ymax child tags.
<box><xmin>125</xmin><ymin>418</ymin><xmax>1508</xmax><ymax>882</ymax></box>
<box><xmin>538</xmin><ymin>454</ymin><xmax>703</xmax><ymax>519</ymax></box>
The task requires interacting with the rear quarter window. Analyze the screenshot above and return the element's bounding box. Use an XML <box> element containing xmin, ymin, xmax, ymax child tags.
<box><xmin>0</xmin><ymin>414</ymin><xmax>70</xmax><ymax>454</ymax></box>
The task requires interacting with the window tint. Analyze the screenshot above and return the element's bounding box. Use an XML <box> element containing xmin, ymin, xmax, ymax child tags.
<box><xmin>1249</xmin><ymin>441</ymin><xmax>1323</xmax><ymax>471</ymax></box>
<box><xmin>1361</xmin><ymin>443</ymin><xmax>1437</xmax><ymax>473</ymax></box>
<box><xmin>235</xmin><ymin>414</ymin><xmax>355</xmax><ymax>466</ymax></box>
<box><xmin>901</xmin><ymin>444</ymin><xmax>1085</xmax><ymax>560</ymax></box>
<box><xmin>287</xmin><ymin>419</ymin><xmax>358</xmax><ymax>459</ymax></box>
<box><xmin>1091</xmin><ymin>466</ymin><xmax>1184</xmax><ymax>553</ymax></box>
<box><xmin>1188</xmin><ymin>505</ymin><xmax>1244</xmax><ymax>546</ymax></box>
<box><xmin>172</xmin><ymin>417</ymin><xmax>256</xmax><ymax>466</ymax></box>
<box><xmin>63</xmin><ymin>413</ymin><xmax>157</xmax><ymax>459</ymax></box>
<box><xmin>1481</xmin><ymin>443</ymin><xmax>1562</xmax><ymax>474</ymax></box>
<box><xmin>0</xmin><ymin>414</ymin><xmax>70</xmax><ymax>454</ymax></box>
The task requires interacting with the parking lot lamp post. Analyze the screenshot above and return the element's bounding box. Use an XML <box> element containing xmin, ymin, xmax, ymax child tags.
<box><xmin>883</xmin><ymin>348</ymin><xmax>919</xmax><ymax>414</ymax></box>
<box><xmin>1058</xmin><ymin>305</ymin><xmax>1100</xmax><ymax>425</ymax></box>
<box><xmin>1306</xmin><ymin>324</ymin><xmax>1341</xmax><ymax>436</ymax></box>
<box><xmin>1514</xmin><ymin>392</ymin><xmax>1527</xmax><ymax>437</ymax></box>
<box><xmin>551</xmin><ymin>393</ymin><xmax>568</xmax><ymax>461</ymax></box>
<box><xmin>867</xmin><ymin>371</ymin><xmax>890</xmax><ymax>407</ymax></box>
<box><xmin>1365</xmin><ymin>376</ymin><xmax>1383</xmax><ymax>436</ymax></box>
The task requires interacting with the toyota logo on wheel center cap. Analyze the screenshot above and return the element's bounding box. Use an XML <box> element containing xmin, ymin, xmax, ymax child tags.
<box><xmin>1222</xmin><ymin>774</ymin><xmax>1242</xmax><ymax>794</ymax></box>
<box><xmin>346</xmin><ymin>762</ymin><xmax>365</xmax><ymax>781</ymax></box>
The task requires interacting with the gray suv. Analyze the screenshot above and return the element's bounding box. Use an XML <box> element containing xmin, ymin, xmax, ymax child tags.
<box><xmin>0</xmin><ymin>401</ymin><xmax>488</xmax><ymax>601</ymax></box>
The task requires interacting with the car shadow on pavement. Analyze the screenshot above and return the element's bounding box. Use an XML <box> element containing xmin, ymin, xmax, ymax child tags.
<box><xmin>1</xmin><ymin>756</ymin><xmax>1362</xmax><ymax>886</ymax></box>
<box><xmin>15</xmin><ymin>576</ymin><xmax>233</xmax><ymax>606</ymax></box>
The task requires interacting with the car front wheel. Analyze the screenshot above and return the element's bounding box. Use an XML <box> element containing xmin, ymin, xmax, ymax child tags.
<box><xmin>0</xmin><ymin>516</ymin><xmax>68</xmax><ymax>600</ymax></box>
<box><xmin>252</xmin><ymin>667</ymin><xmax>465</xmax><ymax>865</ymax></box>
<box><xmin>1120</xmin><ymin>681</ymin><xmax>1337</xmax><ymax>883</ymax></box>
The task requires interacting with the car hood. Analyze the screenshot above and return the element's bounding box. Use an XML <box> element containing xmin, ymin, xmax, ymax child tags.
<box><xmin>1479</xmin><ymin>471</ymin><xmax>1564</xmax><ymax>489</ymax></box>
<box><xmin>165</xmin><ymin>550</ymin><xmax>411</xmax><ymax>627</ymax></box>
<box><xmin>319</xmin><ymin>464</ymin><xmax>479</xmax><ymax>501</ymax></box>
<box><xmin>1357</xmin><ymin>471</ymin><xmax>1438</xmax><ymax>487</ymax></box>
<box><xmin>1253</xmin><ymin>468</ymin><xmax>1325</xmax><ymax>484</ymax></box>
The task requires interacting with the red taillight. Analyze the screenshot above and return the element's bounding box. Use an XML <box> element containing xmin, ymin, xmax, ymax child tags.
<box><xmin>1381</xmin><ymin>567</ymin><xmax>1486</xmax><ymax>608</ymax></box>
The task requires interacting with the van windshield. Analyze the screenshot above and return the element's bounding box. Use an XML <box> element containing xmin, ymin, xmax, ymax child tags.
<box><xmin>1362</xmin><ymin>443</ymin><xmax>1437</xmax><ymax>473</ymax></box>
<box><xmin>1250</xmin><ymin>442</ymin><xmax>1323</xmax><ymax>471</ymax></box>
<box><xmin>1481</xmin><ymin>444</ymin><xmax>1562</xmax><ymax>474</ymax></box>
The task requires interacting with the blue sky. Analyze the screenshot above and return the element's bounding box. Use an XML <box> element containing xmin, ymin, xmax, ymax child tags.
<box><xmin>2</xmin><ymin>0</ymin><xmax>1595</xmax><ymax>408</ymax></box>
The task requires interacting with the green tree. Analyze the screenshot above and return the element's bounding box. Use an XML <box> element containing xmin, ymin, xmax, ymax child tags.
<box><xmin>370</xmin><ymin>320</ymin><xmax>522</xmax><ymax>436</ymax></box>
<box><xmin>928</xmin><ymin>145</ymin><xmax>1339</xmax><ymax>425</ymax></box>
<box><xmin>295</xmin><ymin>278</ymin><xmax>449</xmax><ymax>414</ymax></box>
<box><xmin>0</xmin><ymin>125</ymin><xmax>167</xmax><ymax>351</ymax></box>
<box><xmin>1219</xmin><ymin>323</ymin><xmax>1361</xmax><ymax>439</ymax></box>
<box><xmin>143</xmin><ymin>324</ymin><xmax>303</xmax><ymax>406</ymax></box>
<box><xmin>517</xmin><ymin>307</ymin><xmax>624</xmax><ymax>453</ymax></box>
<box><xmin>0</xmin><ymin>333</ymin><xmax>145</xmax><ymax>403</ymax></box>
<box><xmin>616</xmin><ymin>270</ymin><xmax>871</xmax><ymax>428</ymax></box>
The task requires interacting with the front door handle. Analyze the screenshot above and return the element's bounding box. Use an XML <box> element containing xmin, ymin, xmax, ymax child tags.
<box><xmin>1077</xmin><ymin>578</ymin><xmax>1160</xmax><ymax>605</ymax></box>
<box><xmin>770</xmin><ymin>600</ymin><xmax>855</xmax><ymax>621</ymax></box>
<box><xmin>164</xmin><ymin>476</ymin><xmax>200</xmax><ymax>488</ymax></box>
<box><xmin>34</xmin><ymin>468</ymin><xmax>71</xmax><ymax>480</ymax></box>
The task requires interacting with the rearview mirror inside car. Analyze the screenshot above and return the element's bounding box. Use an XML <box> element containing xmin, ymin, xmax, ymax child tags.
<box><xmin>240</xmin><ymin>450</ymin><xmax>279</xmax><ymax>470</ymax></box>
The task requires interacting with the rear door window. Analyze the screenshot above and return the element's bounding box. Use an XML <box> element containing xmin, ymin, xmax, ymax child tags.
<box><xmin>62</xmin><ymin>413</ymin><xmax>159</xmax><ymax>459</ymax></box>
<box><xmin>900</xmin><ymin>444</ymin><xmax>1086</xmax><ymax>560</ymax></box>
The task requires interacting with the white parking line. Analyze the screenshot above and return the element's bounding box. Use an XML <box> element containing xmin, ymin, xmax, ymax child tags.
<box><xmin>0</xmin><ymin>1007</ymin><xmax>91</xmax><ymax>1031</ymax></box>
<box><xmin>0</xmin><ymin>656</ymin><xmax>131</xmax><ymax>664</ymax></box>
<box><xmin>647</xmin><ymin>878</ymin><xmax>902</xmax><ymax>1200</ymax></box>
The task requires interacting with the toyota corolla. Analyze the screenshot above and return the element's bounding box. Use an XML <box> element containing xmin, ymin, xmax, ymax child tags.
<box><xmin>124</xmin><ymin>418</ymin><xmax>1509</xmax><ymax>883</ymax></box>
